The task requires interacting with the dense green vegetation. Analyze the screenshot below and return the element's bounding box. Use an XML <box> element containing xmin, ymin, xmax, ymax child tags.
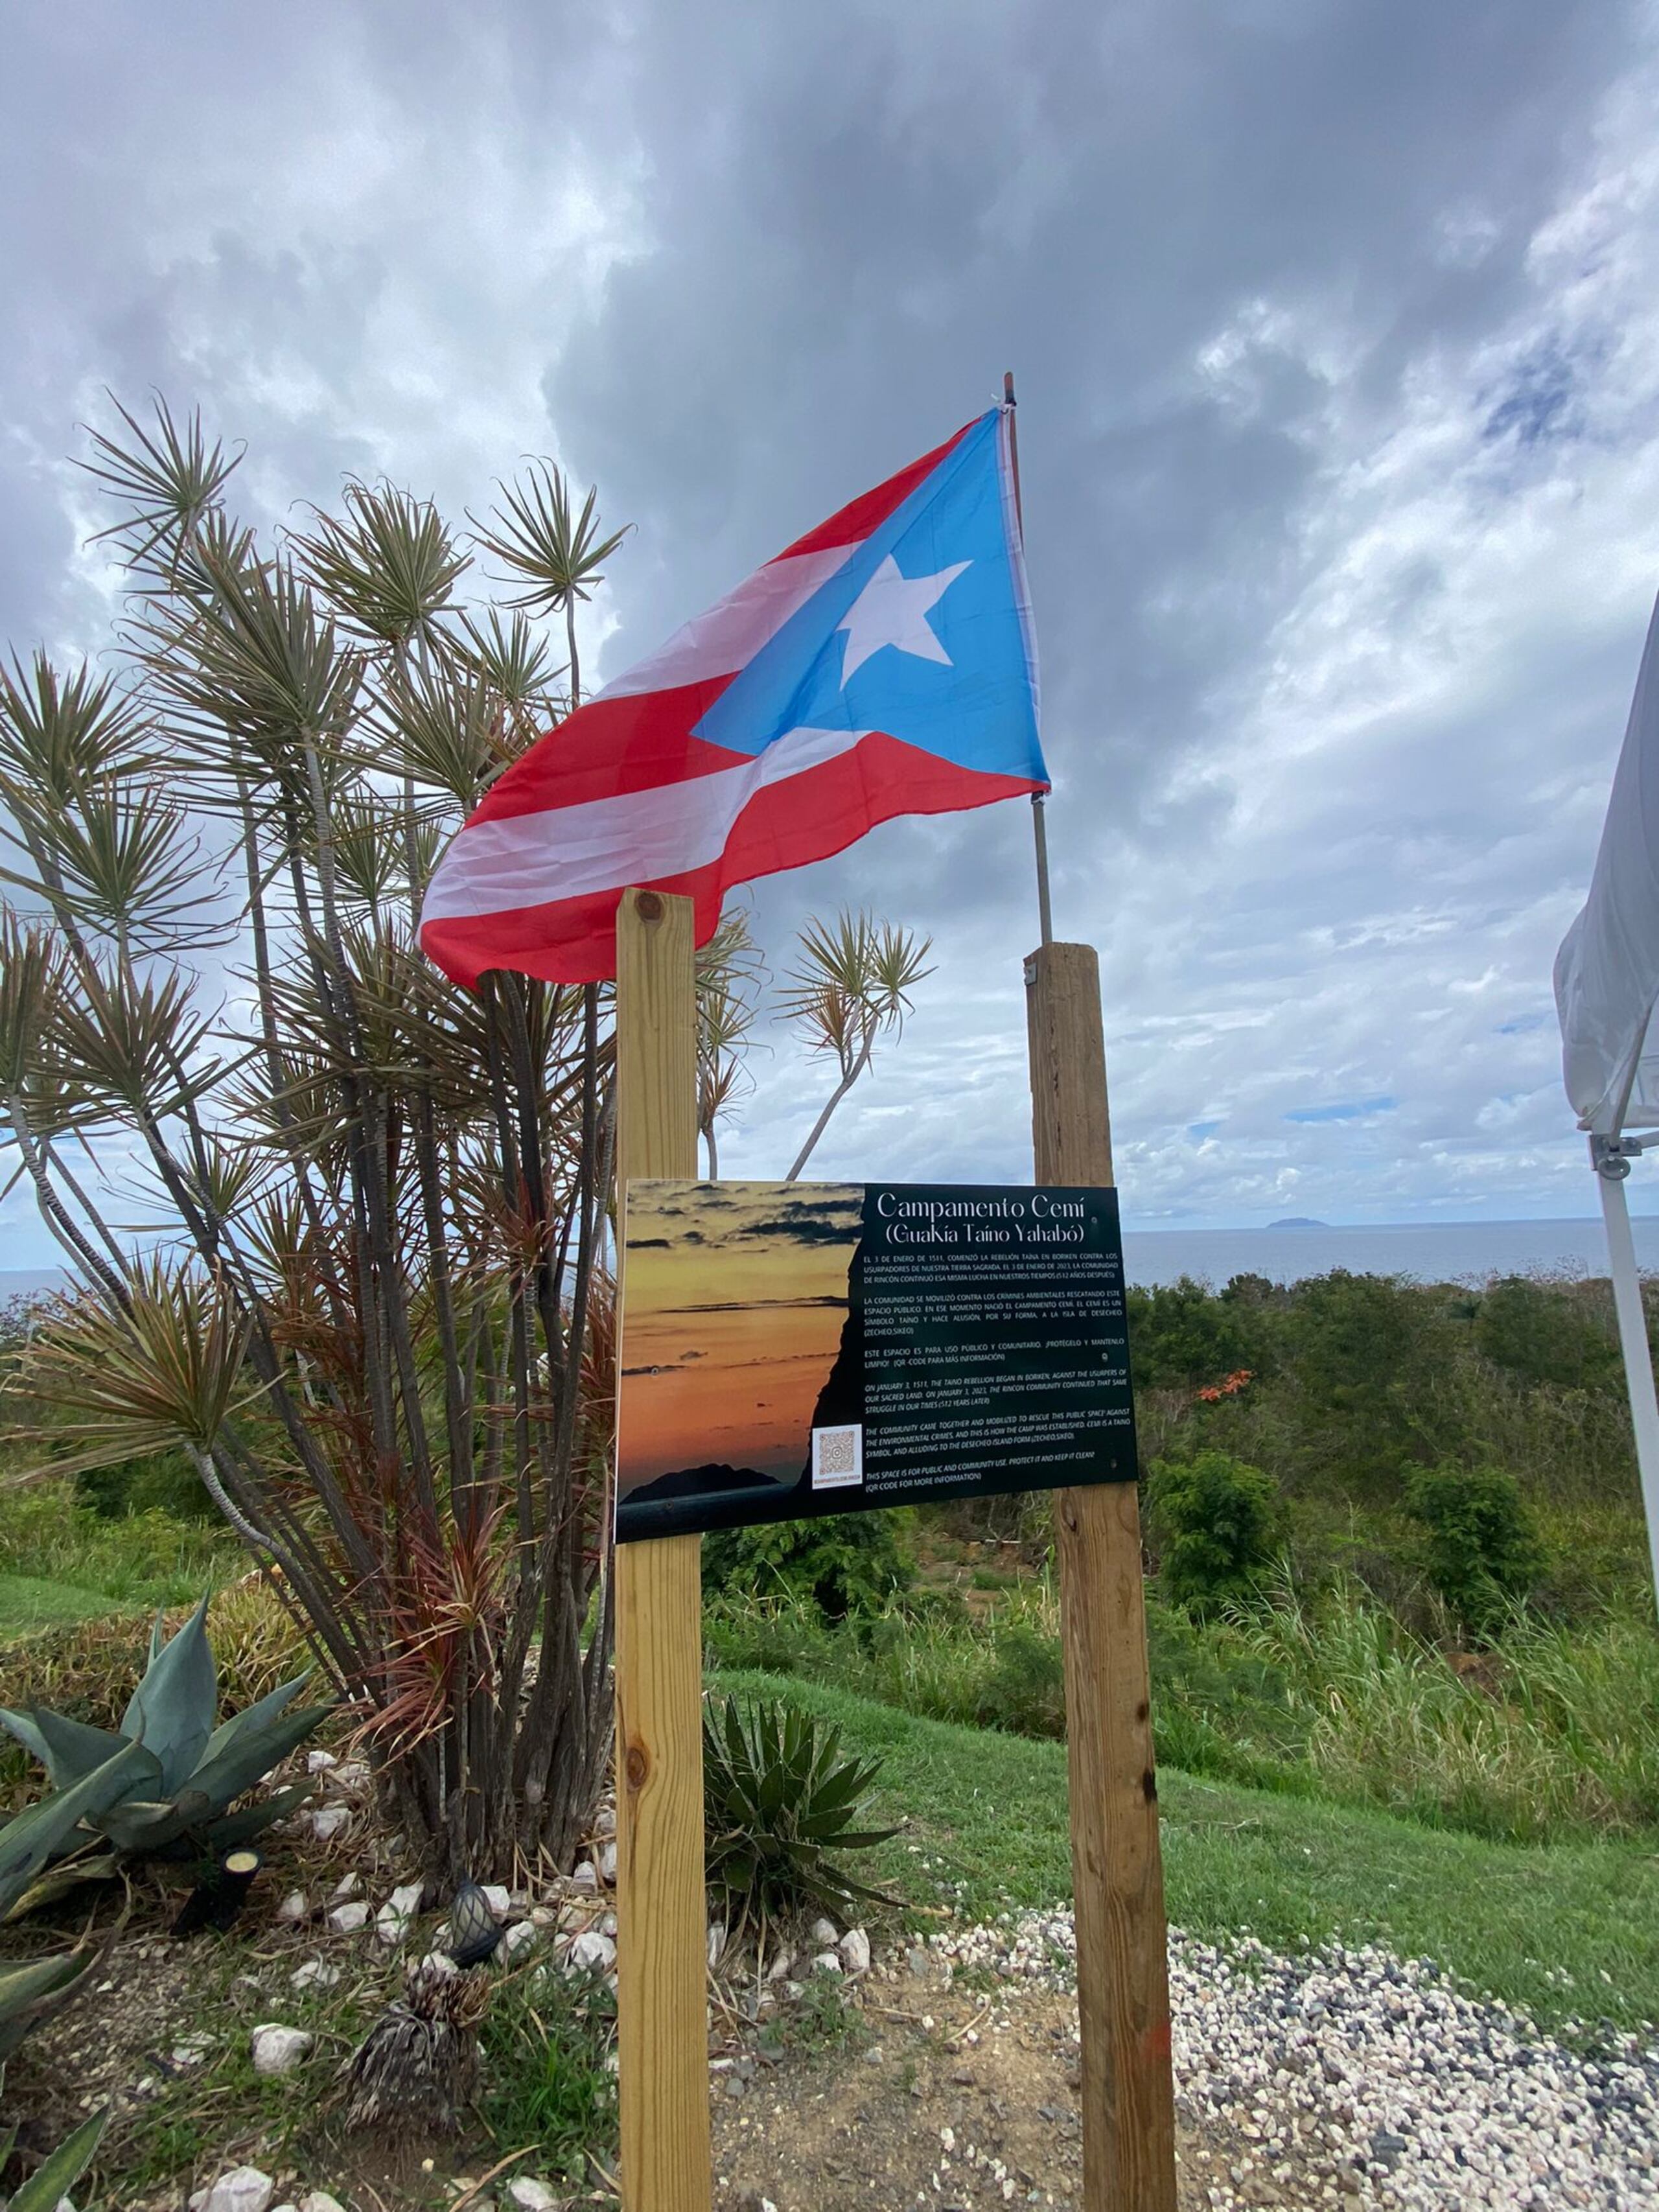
<box><xmin>710</xmin><ymin>1267</ymin><xmax>1659</xmax><ymax>1856</ymax></box>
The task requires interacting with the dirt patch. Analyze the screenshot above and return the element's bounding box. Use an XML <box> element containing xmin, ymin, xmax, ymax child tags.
<box><xmin>710</xmin><ymin>1962</ymin><xmax>1334</xmax><ymax>2212</ymax></box>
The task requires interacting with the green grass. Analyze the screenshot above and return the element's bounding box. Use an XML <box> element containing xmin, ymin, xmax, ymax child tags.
<box><xmin>0</xmin><ymin>1571</ymin><xmax>113</xmax><ymax>1635</ymax></box>
<box><xmin>479</xmin><ymin>1964</ymin><xmax>618</xmax><ymax>2182</ymax></box>
<box><xmin>0</xmin><ymin>1476</ymin><xmax>238</xmax><ymax>1640</ymax></box>
<box><xmin>713</xmin><ymin>1666</ymin><xmax>1659</xmax><ymax>2038</ymax></box>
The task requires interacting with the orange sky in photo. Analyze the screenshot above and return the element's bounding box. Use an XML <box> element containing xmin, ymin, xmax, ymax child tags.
<box><xmin>617</xmin><ymin>1181</ymin><xmax>861</xmax><ymax>1492</ymax></box>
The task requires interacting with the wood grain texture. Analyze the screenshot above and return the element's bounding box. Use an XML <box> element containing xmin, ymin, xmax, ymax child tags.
<box><xmin>1025</xmin><ymin>940</ymin><xmax>1178</xmax><ymax>2212</ymax></box>
<box><xmin>614</xmin><ymin>889</ymin><xmax>711</xmax><ymax>2212</ymax></box>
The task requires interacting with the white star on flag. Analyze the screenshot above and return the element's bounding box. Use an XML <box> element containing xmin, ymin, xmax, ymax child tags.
<box><xmin>837</xmin><ymin>555</ymin><xmax>971</xmax><ymax>683</ymax></box>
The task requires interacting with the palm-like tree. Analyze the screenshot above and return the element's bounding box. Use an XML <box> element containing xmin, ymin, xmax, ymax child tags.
<box><xmin>0</xmin><ymin>399</ymin><xmax>938</xmax><ymax>1881</ymax></box>
<box><xmin>0</xmin><ymin>402</ymin><xmax>625</xmax><ymax>1880</ymax></box>
<box><xmin>778</xmin><ymin>911</ymin><xmax>934</xmax><ymax>1181</ymax></box>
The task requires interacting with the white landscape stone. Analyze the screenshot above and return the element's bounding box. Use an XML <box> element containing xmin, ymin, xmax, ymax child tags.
<box><xmin>500</xmin><ymin>1918</ymin><xmax>539</xmax><ymax>1961</ymax></box>
<box><xmin>480</xmin><ymin>1881</ymin><xmax>513</xmax><ymax>1920</ymax></box>
<box><xmin>838</xmin><ymin>1926</ymin><xmax>871</xmax><ymax>1975</ymax></box>
<box><xmin>706</xmin><ymin>1920</ymin><xmax>727</xmax><ymax>1968</ymax></box>
<box><xmin>329</xmin><ymin>1871</ymin><xmax>360</xmax><ymax>1902</ymax></box>
<box><xmin>326</xmin><ymin>1900</ymin><xmax>370</xmax><ymax>1935</ymax></box>
<box><xmin>766</xmin><ymin>1950</ymin><xmax>793</xmax><ymax>1982</ymax></box>
<box><xmin>809</xmin><ymin>1950</ymin><xmax>843</xmax><ymax>1976</ymax></box>
<box><xmin>505</xmin><ymin>2180</ymin><xmax>561</xmax><ymax>2211</ymax></box>
<box><xmin>273</xmin><ymin>1890</ymin><xmax>309</xmax><ymax>1925</ymax></box>
<box><xmin>297</xmin><ymin>2195</ymin><xmax>348</xmax><ymax>2212</ymax></box>
<box><xmin>251</xmin><ymin>2024</ymin><xmax>314</xmax><ymax>2077</ymax></box>
<box><xmin>927</xmin><ymin>1904</ymin><xmax>1659</xmax><ymax>2212</ymax></box>
<box><xmin>569</xmin><ymin>1858</ymin><xmax>599</xmax><ymax>1892</ymax></box>
<box><xmin>375</xmin><ymin>1880</ymin><xmax>424</xmax><ymax>1944</ymax></box>
<box><xmin>290</xmin><ymin>1958</ymin><xmax>340</xmax><ymax>1991</ymax></box>
<box><xmin>809</xmin><ymin>1916</ymin><xmax>840</xmax><ymax>1946</ymax></box>
<box><xmin>201</xmin><ymin>2170</ymin><xmax>276</xmax><ymax>2212</ymax></box>
<box><xmin>566</xmin><ymin>1930</ymin><xmax>616</xmax><ymax>1973</ymax></box>
<box><xmin>305</xmin><ymin>1749</ymin><xmax>337</xmax><ymax>1774</ymax></box>
<box><xmin>308</xmin><ymin>1805</ymin><xmax>350</xmax><ymax>1843</ymax></box>
<box><xmin>597</xmin><ymin>1839</ymin><xmax>618</xmax><ymax>1883</ymax></box>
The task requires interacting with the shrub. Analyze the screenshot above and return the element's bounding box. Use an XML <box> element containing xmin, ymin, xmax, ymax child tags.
<box><xmin>1146</xmin><ymin>1450</ymin><xmax>1280</xmax><ymax>1616</ymax></box>
<box><xmin>702</xmin><ymin>1692</ymin><xmax>896</xmax><ymax>1926</ymax></box>
<box><xmin>701</xmin><ymin>1511</ymin><xmax>914</xmax><ymax>1621</ymax></box>
<box><xmin>1474</xmin><ymin>1276</ymin><xmax>1618</xmax><ymax>1392</ymax></box>
<box><xmin>972</xmin><ymin>1622</ymin><xmax>1065</xmax><ymax>1737</ymax></box>
<box><xmin>1281</xmin><ymin>1270</ymin><xmax>1431</xmax><ymax>1480</ymax></box>
<box><xmin>0</xmin><ymin>1477</ymin><xmax>235</xmax><ymax>1608</ymax></box>
<box><xmin>1406</xmin><ymin>1462</ymin><xmax>1546</xmax><ymax>1639</ymax></box>
<box><xmin>74</xmin><ymin>1449</ymin><xmax>213</xmax><ymax>1522</ymax></box>
<box><xmin>1126</xmin><ymin>1277</ymin><xmax>1251</xmax><ymax>1390</ymax></box>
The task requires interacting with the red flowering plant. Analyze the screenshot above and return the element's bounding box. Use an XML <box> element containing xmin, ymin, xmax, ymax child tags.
<box><xmin>1195</xmin><ymin>1369</ymin><xmax>1254</xmax><ymax>1405</ymax></box>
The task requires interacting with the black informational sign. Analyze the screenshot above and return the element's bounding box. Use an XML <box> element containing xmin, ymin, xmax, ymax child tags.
<box><xmin>616</xmin><ymin>1180</ymin><xmax>1137</xmax><ymax>1543</ymax></box>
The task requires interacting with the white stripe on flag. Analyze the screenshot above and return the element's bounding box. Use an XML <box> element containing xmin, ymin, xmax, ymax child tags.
<box><xmin>595</xmin><ymin>546</ymin><xmax>853</xmax><ymax>701</ymax></box>
<box><xmin>421</xmin><ymin>726</ymin><xmax>868</xmax><ymax>924</ymax></box>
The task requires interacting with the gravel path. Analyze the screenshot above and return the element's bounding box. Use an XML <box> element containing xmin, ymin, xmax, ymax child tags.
<box><xmin>928</xmin><ymin>1913</ymin><xmax>1656</xmax><ymax>2208</ymax></box>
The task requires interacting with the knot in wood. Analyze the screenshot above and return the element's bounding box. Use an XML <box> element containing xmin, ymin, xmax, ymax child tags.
<box><xmin>634</xmin><ymin>891</ymin><xmax>664</xmax><ymax>922</ymax></box>
<box><xmin>624</xmin><ymin>1741</ymin><xmax>650</xmax><ymax>1791</ymax></box>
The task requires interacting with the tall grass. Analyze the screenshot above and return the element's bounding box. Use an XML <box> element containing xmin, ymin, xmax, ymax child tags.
<box><xmin>1233</xmin><ymin>1581</ymin><xmax>1659</xmax><ymax>1843</ymax></box>
<box><xmin>708</xmin><ymin>1577</ymin><xmax>1659</xmax><ymax>1848</ymax></box>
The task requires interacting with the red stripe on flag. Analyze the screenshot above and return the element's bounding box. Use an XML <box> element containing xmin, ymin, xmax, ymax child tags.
<box><xmin>421</xmin><ymin>732</ymin><xmax>1040</xmax><ymax>988</ymax></box>
<box><xmin>467</xmin><ymin>679</ymin><xmax>749</xmax><ymax>822</ymax></box>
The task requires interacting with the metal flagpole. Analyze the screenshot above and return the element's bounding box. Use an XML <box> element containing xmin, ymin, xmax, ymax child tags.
<box><xmin>1594</xmin><ymin>1134</ymin><xmax>1659</xmax><ymax>1611</ymax></box>
<box><xmin>1004</xmin><ymin>369</ymin><xmax>1054</xmax><ymax>947</ymax></box>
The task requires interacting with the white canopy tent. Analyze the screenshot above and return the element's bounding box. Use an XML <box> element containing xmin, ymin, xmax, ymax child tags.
<box><xmin>1555</xmin><ymin>587</ymin><xmax>1659</xmax><ymax>1605</ymax></box>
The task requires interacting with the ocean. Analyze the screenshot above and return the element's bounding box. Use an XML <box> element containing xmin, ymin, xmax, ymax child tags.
<box><xmin>5</xmin><ymin>1217</ymin><xmax>1659</xmax><ymax>1308</ymax></box>
<box><xmin>1118</xmin><ymin>1217</ymin><xmax>1659</xmax><ymax>1290</ymax></box>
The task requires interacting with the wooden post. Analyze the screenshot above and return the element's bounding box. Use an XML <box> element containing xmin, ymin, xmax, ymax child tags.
<box><xmin>1025</xmin><ymin>940</ymin><xmax>1178</xmax><ymax>2212</ymax></box>
<box><xmin>615</xmin><ymin>887</ymin><xmax>712</xmax><ymax>2212</ymax></box>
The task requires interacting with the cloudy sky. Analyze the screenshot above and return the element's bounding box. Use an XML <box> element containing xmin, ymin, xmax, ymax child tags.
<box><xmin>5</xmin><ymin>0</ymin><xmax>1659</xmax><ymax>1261</ymax></box>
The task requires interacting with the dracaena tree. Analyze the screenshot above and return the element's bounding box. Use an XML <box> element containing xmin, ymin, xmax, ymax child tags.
<box><xmin>0</xmin><ymin>399</ymin><xmax>941</xmax><ymax>1885</ymax></box>
<box><xmin>0</xmin><ymin>397</ymin><xmax>627</xmax><ymax>1881</ymax></box>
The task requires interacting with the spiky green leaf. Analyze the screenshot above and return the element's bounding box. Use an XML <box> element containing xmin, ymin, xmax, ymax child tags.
<box><xmin>122</xmin><ymin>1597</ymin><xmax>216</xmax><ymax>1795</ymax></box>
<box><xmin>0</xmin><ymin>1738</ymin><xmax>157</xmax><ymax>1916</ymax></box>
<box><xmin>6</xmin><ymin>2103</ymin><xmax>108</xmax><ymax>2211</ymax></box>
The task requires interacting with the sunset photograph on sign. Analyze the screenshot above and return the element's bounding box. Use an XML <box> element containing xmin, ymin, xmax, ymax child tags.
<box><xmin>617</xmin><ymin>1181</ymin><xmax>863</xmax><ymax>1537</ymax></box>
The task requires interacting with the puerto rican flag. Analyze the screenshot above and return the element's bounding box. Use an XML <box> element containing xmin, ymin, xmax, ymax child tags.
<box><xmin>420</xmin><ymin>405</ymin><xmax>1047</xmax><ymax>988</ymax></box>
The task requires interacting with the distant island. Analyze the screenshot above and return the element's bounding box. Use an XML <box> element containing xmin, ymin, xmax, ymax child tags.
<box><xmin>1268</xmin><ymin>1217</ymin><xmax>1330</xmax><ymax>1229</ymax></box>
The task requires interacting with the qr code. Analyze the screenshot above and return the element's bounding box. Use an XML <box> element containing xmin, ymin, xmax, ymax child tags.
<box><xmin>811</xmin><ymin>1423</ymin><xmax>864</xmax><ymax>1490</ymax></box>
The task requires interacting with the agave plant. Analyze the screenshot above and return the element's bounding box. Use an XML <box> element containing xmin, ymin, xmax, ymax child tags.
<box><xmin>702</xmin><ymin>1693</ymin><xmax>897</xmax><ymax>1928</ymax></box>
<box><xmin>0</xmin><ymin>1947</ymin><xmax>104</xmax><ymax>2066</ymax></box>
<box><xmin>0</xmin><ymin>1597</ymin><xmax>327</xmax><ymax>1883</ymax></box>
<box><xmin>0</xmin><ymin>2105</ymin><xmax>108</xmax><ymax>2212</ymax></box>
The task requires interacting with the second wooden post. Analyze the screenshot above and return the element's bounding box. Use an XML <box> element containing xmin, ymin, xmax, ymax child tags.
<box><xmin>1026</xmin><ymin>939</ymin><xmax>1178</xmax><ymax>2212</ymax></box>
<box><xmin>615</xmin><ymin>887</ymin><xmax>712</xmax><ymax>2212</ymax></box>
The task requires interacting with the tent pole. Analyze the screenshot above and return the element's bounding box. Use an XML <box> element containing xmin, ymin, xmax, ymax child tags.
<box><xmin>1594</xmin><ymin>1137</ymin><xmax>1659</xmax><ymax>1613</ymax></box>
